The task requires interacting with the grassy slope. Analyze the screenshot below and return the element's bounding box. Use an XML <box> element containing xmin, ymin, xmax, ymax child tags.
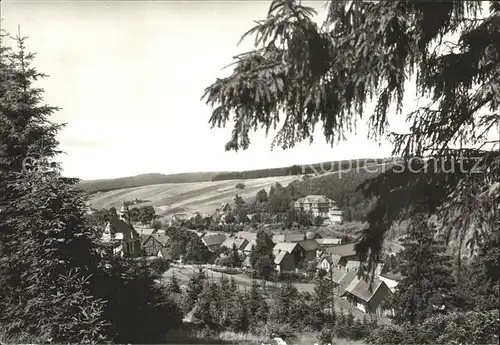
<box><xmin>88</xmin><ymin>175</ymin><xmax>301</xmax><ymax>217</ymax></box>
<box><xmin>78</xmin><ymin>172</ymin><xmax>226</xmax><ymax>194</ymax></box>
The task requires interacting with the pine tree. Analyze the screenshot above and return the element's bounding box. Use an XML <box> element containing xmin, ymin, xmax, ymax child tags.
<box><xmin>167</xmin><ymin>271</ymin><xmax>182</xmax><ymax>294</ymax></box>
<box><xmin>183</xmin><ymin>268</ymin><xmax>206</xmax><ymax>312</ymax></box>
<box><xmin>218</xmin><ymin>274</ymin><xmax>232</xmax><ymax>329</ymax></box>
<box><xmin>0</xmin><ymin>33</ymin><xmax>107</xmax><ymax>343</ymax></box>
<box><xmin>203</xmin><ymin>0</ymin><xmax>500</xmax><ymax>277</ymax></box>
<box><xmin>231</xmin><ymin>289</ymin><xmax>250</xmax><ymax>332</ymax></box>
<box><xmin>388</xmin><ymin>214</ymin><xmax>457</xmax><ymax>324</ymax></box>
<box><xmin>250</xmin><ymin>231</ymin><xmax>275</xmax><ymax>283</ymax></box>
<box><xmin>192</xmin><ymin>279</ymin><xmax>220</xmax><ymax>331</ymax></box>
<box><xmin>248</xmin><ymin>279</ymin><xmax>269</xmax><ymax>327</ymax></box>
<box><xmin>230</xmin><ymin>243</ymin><xmax>242</xmax><ymax>268</ymax></box>
<box><xmin>272</xmin><ymin>281</ymin><xmax>299</xmax><ymax>324</ymax></box>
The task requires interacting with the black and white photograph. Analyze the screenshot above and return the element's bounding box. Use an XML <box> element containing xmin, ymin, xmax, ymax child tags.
<box><xmin>0</xmin><ymin>0</ymin><xmax>498</xmax><ymax>344</ymax></box>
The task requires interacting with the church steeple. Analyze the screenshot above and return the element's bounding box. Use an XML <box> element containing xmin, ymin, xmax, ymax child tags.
<box><xmin>119</xmin><ymin>202</ymin><xmax>129</xmax><ymax>222</ymax></box>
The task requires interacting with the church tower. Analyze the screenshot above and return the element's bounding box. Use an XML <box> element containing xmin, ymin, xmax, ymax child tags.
<box><xmin>119</xmin><ymin>202</ymin><xmax>129</xmax><ymax>223</ymax></box>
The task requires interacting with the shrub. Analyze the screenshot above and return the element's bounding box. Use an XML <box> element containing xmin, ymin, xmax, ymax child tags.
<box><xmin>261</xmin><ymin>322</ymin><xmax>296</xmax><ymax>341</ymax></box>
<box><xmin>318</xmin><ymin>326</ymin><xmax>334</xmax><ymax>345</ymax></box>
<box><xmin>366</xmin><ymin>324</ymin><xmax>407</xmax><ymax>345</ymax></box>
<box><xmin>276</xmin><ymin>272</ymin><xmax>308</xmax><ymax>282</ymax></box>
<box><xmin>434</xmin><ymin>310</ymin><xmax>499</xmax><ymax>345</ymax></box>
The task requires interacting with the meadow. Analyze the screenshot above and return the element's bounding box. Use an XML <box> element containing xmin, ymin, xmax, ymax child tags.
<box><xmin>88</xmin><ymin>175</ymin><xmax>301</xmax><ymax>217</ymax></box>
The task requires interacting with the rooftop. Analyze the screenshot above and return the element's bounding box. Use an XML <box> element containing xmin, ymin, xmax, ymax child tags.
<box><xmin>317</xmin><ymin>238</ymin><xmax>342</xmax><ymax>245</ymax></box>
<box><xmin>202</xmin><ymin>233</ymin><xmax>227</xmax><ymax>246</ymax></box>
<box><xmin>342</xmin><ymin>276</ymin><xmax>389</xmax><ymax>302</ymax></box>
<box><xmin>273</xmin><ymin>242</ymin><xmax>298</xmax><ymax>254</ymax></box>
<box><xmin>275</xmin><ymin>251</ymin><xmax>288</xmax><ymax>264</ymax></box>
<box><xmin>322</xmin><ymin>243</ymin><xmax>357</xmax><ymax>257</ymax></box>
<box><xmin>221</xmin><ymin>237</ymin><xmax>248</xmax><ymax>250</ymax></box>
<box><xmin>298</xmin><ymin>239</ymin><xmax>322</xmax><ymax>251</ymax></box>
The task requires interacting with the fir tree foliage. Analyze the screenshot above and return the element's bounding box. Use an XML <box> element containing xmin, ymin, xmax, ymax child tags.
<box><xmin>387</xmin><ymin>214</ymin><xmax>458</xmax><ymax>324</ymax></box>
<box><xmin>202</xmin><ymin>0</ymin><xmax>500</xmax><ymax>269</ymax></box>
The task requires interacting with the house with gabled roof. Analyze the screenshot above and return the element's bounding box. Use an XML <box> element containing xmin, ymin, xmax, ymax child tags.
<box><xmin>275</xmin><ymin>251</ymin><xmax>295</xmax><ymax>273</ymax></box>
<box><xmin>273</xmin><ymin>242</ymin><xmax>306</xmax><ymax>271</ymax></box>
<box><xmin>202</xmin><ymin>233</ymin><xmax>227</xmax><ymax>252</ymax></box>
<box><xmin>221</xmin><ymin>237</ymin><xmax>249</xmax><ymax>252</ymax></box>
<box><xmin>298</xmin><ymin>239</ymin><xmax>323</xmax><ymax>260</ymax></box>
<box><xmin>317</xmin><ymin>254</ymin><xmax>343</xmax><ymax>273</ymax></box>
<box><xmin>341</xmin><ymin>276</ymin><xmax>393</xmax><ymax>315</ymax></box>
<box><xmin>320</xmin><ymin>243</ymin><xmax>358</xmax><ymax>266</ymax></box>
<box><xmin>142</xmin><ymin>232</ymin><xmax>171</xmax><ymax>257</ymax></box>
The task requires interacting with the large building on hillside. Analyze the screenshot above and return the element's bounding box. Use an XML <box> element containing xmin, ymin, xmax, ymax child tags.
<box><xmin>294</xmin><ymin>195</ymin><xmax>343</xmax><ymax>223</ymax></box>
<box><xmin>102</xmin><ymin>204</ymin><xmax>142</xmax><ymax>257</ymax></box>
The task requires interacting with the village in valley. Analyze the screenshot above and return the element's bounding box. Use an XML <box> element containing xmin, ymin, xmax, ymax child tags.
<box><xmin>1</xmin><ymin>0</ymin><xmax>498</xmax><ymax>344</ymax></box>
<box><xmin>97</xmin><ymin>191</ymin><xmax>401</xmax><ymax>320</ymax></box>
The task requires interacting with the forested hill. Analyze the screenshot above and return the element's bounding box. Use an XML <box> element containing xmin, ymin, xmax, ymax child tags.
<box><xmin>211</xmin><ymin>158</ymin><xmax>393</xmax><ymax>181</ymax></box>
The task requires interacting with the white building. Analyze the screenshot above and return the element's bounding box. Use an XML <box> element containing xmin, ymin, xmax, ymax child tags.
<box><xmin>294</xmin><ymin>195</ymin><xmax>343</xmax><ymax>223</ymax></box>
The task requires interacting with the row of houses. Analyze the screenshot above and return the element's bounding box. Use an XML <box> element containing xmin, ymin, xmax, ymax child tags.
<box><xmin>100</xmin><ymin>205</ymin><xmax>400</xmax><ymax>316</ymax></box>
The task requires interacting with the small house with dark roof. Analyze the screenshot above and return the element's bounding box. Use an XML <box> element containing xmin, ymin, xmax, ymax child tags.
<box><xmin>317</xmin><ymin>254</ymin><xmax>343</xmax><ymax>273</ymax></box>
<box><xmin>341</xmin><ymin>276</ymin><xmax>393</xmax><ymax>315</ymax></box>
<box><xmin>320</xmin><ymin>243</ymin><xmax>358</xmax><ymax>266</ymax></box>
<box><xmin>275</xmin><ymin>251</ymin><xmax>296</xmax><ymax>273</ymax></box>
<box><xmin>298</xmin><ymin>239</ymin><xmax>323</xmax><ymax>260</ymax></box>
<box><xmin>273</xmin><ymin>242</ymin><xmax>306</xmax><ymax>270</ymax></box>
<box><xmin>142</xmin><ymin>232</ymin><xmax>171</xmax><ymax>257</ymax></box>
<box><xmin>202</xmin><ymin>233</ymin><xmax>227</xmax><ymax>252</ymax></box>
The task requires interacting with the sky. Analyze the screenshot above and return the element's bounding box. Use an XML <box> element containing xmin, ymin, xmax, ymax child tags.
<box><xmin>2</xmin><ymin>0</ymin><xmax>415</xmax><ymax>180</ymax></box>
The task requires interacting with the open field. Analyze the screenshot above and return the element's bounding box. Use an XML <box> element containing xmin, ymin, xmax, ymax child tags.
<box><xmin>88</xmin><ymin>175</ymin><xmax>302</xmax><ymax>217</ymax></box>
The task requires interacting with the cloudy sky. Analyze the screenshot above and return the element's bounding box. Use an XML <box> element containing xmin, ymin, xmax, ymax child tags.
<box><xmin>1</xmin><ymin>0</ymin><xmax>414</xmax><ymax>180</ymax></box>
